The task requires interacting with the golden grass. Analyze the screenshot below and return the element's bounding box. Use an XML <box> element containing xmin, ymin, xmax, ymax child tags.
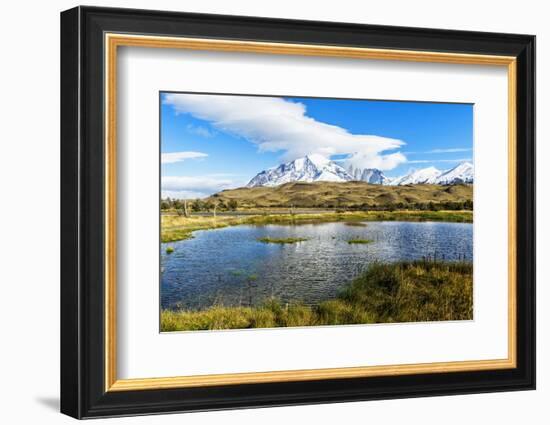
<box><xmin>208</xmin><ymin>181</ymin><xmax>473</xmax><ymax>209</ymax></box>
<box><xmin>161</xmin><ymin>261</ymin><xmax>473</xmax><ymax>331</ymax></box>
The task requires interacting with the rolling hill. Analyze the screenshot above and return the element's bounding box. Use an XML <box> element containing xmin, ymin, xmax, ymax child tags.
<box><xmin>209</xmin><ymin>181</ymin><xmax>473</xmax><ymax>209</ymax></box>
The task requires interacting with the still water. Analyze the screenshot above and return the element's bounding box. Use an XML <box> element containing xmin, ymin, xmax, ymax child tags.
<box><xmin>161</xmin><ymin>221</ymin><xmax>472</xmax><ymax>310</ymax></box>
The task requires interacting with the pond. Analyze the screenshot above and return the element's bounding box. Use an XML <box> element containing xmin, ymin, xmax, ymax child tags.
<box><xmin>161</xmin><ymin>221</ymin><xmax>473</xmax><ymax>310</ymax></box>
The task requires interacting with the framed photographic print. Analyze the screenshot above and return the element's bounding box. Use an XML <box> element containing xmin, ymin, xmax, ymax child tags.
<box><xmin>60</xmin><ymin>6</ymin><xmax>536</xmax><ymax>419</ymax></box>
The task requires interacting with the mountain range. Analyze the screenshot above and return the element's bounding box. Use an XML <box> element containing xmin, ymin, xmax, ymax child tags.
<box><xmin>246</xmin><ymin>155</ymin><xmax>473</xmax><ymax>187</ymax></box>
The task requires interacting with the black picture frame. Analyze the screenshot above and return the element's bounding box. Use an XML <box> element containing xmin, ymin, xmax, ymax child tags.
<box><xmin>61</xmin><ymin>5</ymin><xmax>535</xmax><ymax>419</ymax></box>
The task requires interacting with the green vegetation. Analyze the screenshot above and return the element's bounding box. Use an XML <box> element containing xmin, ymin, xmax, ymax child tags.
<box><xmin>161</xmin><ymin>215</ymin><xmax>243</xmax><ymax>242</ymax></box>
<box><xmin>162</xmin><ymin>228</ymin><xmax>195</xmax><ymax>243</ymax></box>
<box><xmin>161</xmin><ymin>210</ymin><xmax>472</xmax><ymax>243</ymax></box>
<box><xmin>160</xmin><ymin>261</ymin><xmax>473</xmax><ymax>331</ymax></box>
<box><xmin>257</xmin><ymin>237</ymin><xmax>309</xmax><ymax>244</ymax></box>
<box><xmin>162</xmin><ymin>197</ymin><xmax>238</xmax><ymax>213</ymax></box>
<box><xmin>165</xmin><ymin>246</ymin><xmax>175</xmax><ymax>254</ymax></box>
<box><xmin>347</xmin><ymin>239</ymin><xmax>373</xmax><ymax>244</ymax></box>
<box><xmin>160</xmin><ymin>181</ymin><xmax>473</xmax><ymax>242</ymax></box>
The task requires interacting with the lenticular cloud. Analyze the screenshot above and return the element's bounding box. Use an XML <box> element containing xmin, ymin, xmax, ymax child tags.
<box><xmin>163</xmin><ymin>93</ymin><xmax>407</xmax><ymax>171</ymax></box>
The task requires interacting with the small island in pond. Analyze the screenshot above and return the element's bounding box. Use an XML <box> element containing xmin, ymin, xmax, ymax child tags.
<box><xmin>160</xmin><ymin>92</ymin><xmax>474</xmax><ymax>331</ymax></box>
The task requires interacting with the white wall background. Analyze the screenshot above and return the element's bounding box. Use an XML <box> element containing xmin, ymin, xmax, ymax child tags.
<box><xmin>0</xmin><ymin>0</ymin><xmax>545</xmax><ymax>423</ymax></box>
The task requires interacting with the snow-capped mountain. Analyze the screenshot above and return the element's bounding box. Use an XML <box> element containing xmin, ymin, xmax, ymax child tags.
<box><xmin>435</xmin><ymin>162</ymin><xmax>474</xmax><ymax>185</ymax></box>
<box><xmin>246</xmin><ymin>156</ymin><xmax>474</xmax><ymax>188</ymax></box>
<box><xmin>389</xmin><ymin>166</ymin><xmax>441</xmax><ymax>185</ymax></box>
<box><xmin>346</xmin><ymin>166</ymin><xmax>390</xmax><ymax>185</ymax></box>
<box><xmin>389</xmin><ymin>162</ymin><xmax>474</xmax><ymax>186</ymax></box>
<box><xmin>246</xmin><ymin>154</ymin><xmax>353</xmax><ymax>187</ymax></box>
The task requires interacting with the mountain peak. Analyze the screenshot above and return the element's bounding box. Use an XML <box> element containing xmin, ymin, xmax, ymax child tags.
<box><xmin>451</xmin><ymin>161</ymin><xmax>473</xmax><ymax>171</ymax></box>
<box><xmin>390</xmin><ymin>166</ymin><xmax>441</xmax><ymax>185</ymax></box>
<box><xmin>246</xmin><ymin>155</ymin><xmax>352</xmax><ymax>187</ymax></box>
<box><xmin>389</xmin><ymin>162</ymin><xmax>474</xmax><ymax>186</ymax></box>
<box><xmin>436</xmin><ymin>161</ymin><xmax>474</xmax><ymax>185</ymax></box>
<box><xmin>346</xmin><ymin>165</ymin><xmax>389</xmax><ymax>184</ymax></box>
<box><xmin>305</xmin><ymin>153</ymin><xmax>330</xmax><ymax>167</ymax></box>
<box><xmin>246</xmin><ymin>156</ymin><xmax>474</xmax><ymax>188</ymax></box>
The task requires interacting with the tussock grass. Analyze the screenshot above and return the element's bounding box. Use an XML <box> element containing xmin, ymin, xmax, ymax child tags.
<box><xmin>160</xmin><ymin>261</ymin><xmax>473</xmax><ymax>331</ymax></box>
<box><xmin>257</xmin><ymin>237</ymin><xmax>308</xmax><ymax>244</ymax></box>
<box><xmin>337</xmin><ymin>260</ymin><xmax>473</xmax><ymax>323</ymax></box>
<box><xmin>165</xmin><ymin>246</ymin><xmax>174</xmax><ymax>254</ymax></box>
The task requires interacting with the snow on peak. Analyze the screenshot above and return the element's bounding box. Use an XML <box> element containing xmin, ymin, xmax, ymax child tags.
<box><xmin>389</xmin><ymin>162</ymin><xmax>474</xmax><ymax>186</ymax></box>
<box><xmin>246</xmin><ymin>157</ymin><xmax>474</xmax><ymax>188</ymax></box>
<box><xmin>436</xmin><ymin>162</ymin><xmax>474</xmax><ymax>185</ymax></box>
<box><xmin>390</xmin><ymin>166</ymin><xmax>441</xmax><ymax>185</ymax></box>
<box><xmin>246</xmin><ymin>155</ymin><xmax>352</xmax><ymax>187</ymax></box>
<box><xmin>305</xmin><ymin>153</ymin><xmax>330</xmax><ymax>167</ymax></box>
<box><xmin>346</xmin><ymin>165</ymin><xmax>390</xmax><ymax>184</ymax></box>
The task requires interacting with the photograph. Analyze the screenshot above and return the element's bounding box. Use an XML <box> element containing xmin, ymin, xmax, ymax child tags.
<box><xmin>160</xmin><ymin>92</ymin><xmax>474</xmax><ymax>332</ymax></box>
<box><xmin>57</xmin><ymin>5</ymin><xmax>536</xmax><ymax>419</ymax></box>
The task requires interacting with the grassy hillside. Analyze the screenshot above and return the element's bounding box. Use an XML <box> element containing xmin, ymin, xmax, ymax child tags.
<box><xmin>207</xmin><ymin>181</ymin><xmax>473</xmax><ymax>209</ymax></box>
<box><xmin>161</xmin><ymin>260</ymin><xmax>473</xmax><ymax>331</ymax></box>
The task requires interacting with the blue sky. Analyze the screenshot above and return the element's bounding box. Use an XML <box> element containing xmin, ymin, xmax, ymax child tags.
<box><xmin>161</xmin><ymin>92</ymin><xmax>473</xmax><ymax>199</ymax></box>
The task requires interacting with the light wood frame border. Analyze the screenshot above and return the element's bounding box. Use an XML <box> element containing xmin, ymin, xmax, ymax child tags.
<box><xmin>104</xmin><ymin>33</ymin><xmax>517</xmax><ymax>392</ymax></box>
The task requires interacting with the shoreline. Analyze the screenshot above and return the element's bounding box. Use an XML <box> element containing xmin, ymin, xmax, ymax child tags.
<box><xmin>161</xmin><ymin>210</ymin><xmax>473</xmax><ymax>243</ymax></box>
<box><xmin>161</xmin><ymin>260</ymin><xmax>473</xmax><ymax>332</ymax></box>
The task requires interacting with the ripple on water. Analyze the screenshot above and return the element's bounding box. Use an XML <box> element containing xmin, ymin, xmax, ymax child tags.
<box><xmin>160</xmin><ymin>221</ymin><xmax>473</xmax><ymax>310</ymax></box>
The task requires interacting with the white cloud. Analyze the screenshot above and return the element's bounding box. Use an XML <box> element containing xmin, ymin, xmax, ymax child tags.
<box><xmin>341</xmin><ymin>151</ymin><xmax>407</xmax><ymax>171</ymax></box>
<box><xmin>407</xmin><ymin>158</ymin><xmax>472</xmax><ymax>164</ymax></box>
<box><xmin>404</xmin><ymin>148</ymin><xmax>472</xmax><ymax>155</ymax></box>
<box><xmin>161</xmin><ymin>175</ymin><xmax>241</xmax><ymax>194</ymax></box>
<box><xmin>162</xmin><ymin>190</ymin><xmax>211</xmax><ymax>200</ymax></box>
<box><xmin>161</xmin><ymin>151</ymin><xmax>208</xmax><ymax>164</ymax></box>
<box><xmin>186</xmin><ymin>124</ymin><xmax>215</xmax><ymax>138</ymax></box>
<box><xmin>164</xmin><ymin>93</ymin><xmax>407</xmax><ymax>171</ymax></box>
<box><xmin>427</xmin><ymin>148</ymin><xmax>471</xmax><ymax>154</ymax></box>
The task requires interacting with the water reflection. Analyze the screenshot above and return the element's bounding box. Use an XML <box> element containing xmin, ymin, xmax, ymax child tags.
<box><xmin>161</xmin><ymin>221</ymin><xmax>473</xmax><ymax>310</ymax></box>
